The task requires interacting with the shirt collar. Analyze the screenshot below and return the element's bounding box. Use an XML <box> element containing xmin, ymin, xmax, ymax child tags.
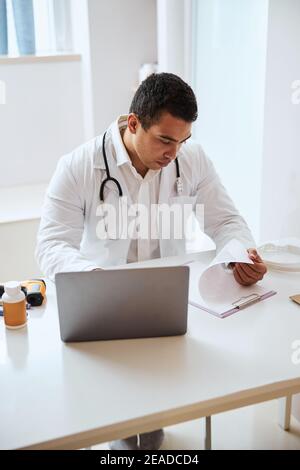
<box><xmin>112</xmin><ymin>116</ymin><xmax>161</xmax><ymax>180</ymax></box>
<box><xmin>111</xmin><ymin>115</ymin><xmax>131</xmax><ymax>167</ymax></box>
<box><xmin>94</xmin><ymin>115</ymin><xmax>130</xmax><ymax>169</ymax></box>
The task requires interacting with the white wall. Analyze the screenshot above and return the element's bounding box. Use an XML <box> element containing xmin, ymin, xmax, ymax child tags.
<box><xmin>0</xmin><ymin>59</ymin><xmax>85</xmax><ymax>187</ymax></box>
<box><xmin>260</xmin><ymin>0</ymin><xmax>300</xmax><ymax>242</ymax></box>
<box><xmin>71</xmin><ymin>0</ymin><xmax>95</xmax><ymax>140</ymax></box>
<box><xmin>0</xmin><ymin>220</ymin><xmax>42</xmax><ymax>280</ymax></box>
<box><xmin>71</xmin><ymin>0</ymin><xmax>158</xmax><ymax>138</ymax></box>
<box><xmin>192</xmin><ymin>0</ymin><xmax>269</xmax><ymax>242</ymax></box>
<box><xmin>87</xmin><ymin>0</ymin><xmax>157</xmax><ymax>135</ymax></box>
<box><xmin>157</xmin><ymin>0</ymin><xmax>185</xmax><ymax>79</ymax></box>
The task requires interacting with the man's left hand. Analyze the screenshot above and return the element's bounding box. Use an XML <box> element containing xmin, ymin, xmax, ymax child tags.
<box><xmin>232</xmin><ymin>248</ymin><xmax>267</xmax><ymax>286</ymax></box>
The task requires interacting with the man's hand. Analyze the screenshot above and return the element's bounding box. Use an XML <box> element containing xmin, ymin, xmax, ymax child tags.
<box><xmin>232</xmin><ymin>248</ymin><xmax>267</xmax><ymax>286</ymax></box>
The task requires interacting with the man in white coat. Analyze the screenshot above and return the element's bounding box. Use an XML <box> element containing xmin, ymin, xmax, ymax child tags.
<box><xmin>36</xmin><ymin>73</ymin><xmax>267</xmax><ymax>450</ymax></box>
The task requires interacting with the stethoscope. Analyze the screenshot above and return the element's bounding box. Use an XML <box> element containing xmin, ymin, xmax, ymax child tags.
<box><xmin>99</xmin><ymin>131</ymin><xmax>183</xmax><ymax>203</ymax></box>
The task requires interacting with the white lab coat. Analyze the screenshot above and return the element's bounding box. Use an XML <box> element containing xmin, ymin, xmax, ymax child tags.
<box><xmin>36</xmin><ymin>119</ymin><xmax>255</xmax><ymax>281</ymax></box>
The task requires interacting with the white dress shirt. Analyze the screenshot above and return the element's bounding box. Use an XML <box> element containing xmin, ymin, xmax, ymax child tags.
<box><xmin>113</xmin><ymin>116</ymin><xmax>161</xmax><ymax>262</ymax></box>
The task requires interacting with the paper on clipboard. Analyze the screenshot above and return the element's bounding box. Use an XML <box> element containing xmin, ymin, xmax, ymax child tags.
<box><xmin>188</xmin><ymin>239</ymin><xmax>276</xmax><ymax>318</ymax></box>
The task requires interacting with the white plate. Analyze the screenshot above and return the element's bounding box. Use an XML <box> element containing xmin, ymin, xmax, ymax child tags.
<box><xmin>258</xmin><ymin>239</ymin><xmax>300</xmax><ymax>272</ymax></box>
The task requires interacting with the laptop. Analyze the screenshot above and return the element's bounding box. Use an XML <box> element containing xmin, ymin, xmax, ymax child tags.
<box><xmin>55</xmin><ymin>266</ymin><xmax>190</xmax><ymax>342</ymax></box>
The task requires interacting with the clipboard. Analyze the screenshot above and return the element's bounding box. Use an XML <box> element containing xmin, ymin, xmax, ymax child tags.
<box><xmin>188</xmin><ymin>290</ymin><xmax>277</xmax><ymax>319</ymax></box>
<box><xmin>186</xmin><ymin>239</ymin><xmax>277</xmax><ymax>318</ymax></box>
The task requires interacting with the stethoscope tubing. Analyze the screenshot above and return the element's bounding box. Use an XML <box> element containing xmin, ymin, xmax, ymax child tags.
<box><xmin>99</xmin><ymin>131</ymin><xmax>181</xmax><ymax>203</ymax></box>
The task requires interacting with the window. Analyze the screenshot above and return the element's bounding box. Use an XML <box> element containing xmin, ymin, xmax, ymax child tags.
<box><xmin>5</xmin><ymin>0</ymin><xmax>72</xmax><ymax>56</ymax></box>
<box><xmin>191</xmin><ymin>0</ymin><xmax>269</xmax><ymax>240</ymax></box>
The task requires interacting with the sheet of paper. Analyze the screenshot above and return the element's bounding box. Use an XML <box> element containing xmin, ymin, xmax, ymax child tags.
<box><xmin>188</xmin><ymin>239</ymin><xmax>275</xmax><ymax>317</ymax></box>
<box><xmin>198</xmin><ymin>238</ymin><xmax>253</xmax><ymax>297</ymax></box>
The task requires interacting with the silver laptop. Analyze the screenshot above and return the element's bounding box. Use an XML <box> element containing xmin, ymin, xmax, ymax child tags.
<box><xmin>55</xmin><ymin>266</ymin><xmax>190</xmax><ymax>342</ymax></box>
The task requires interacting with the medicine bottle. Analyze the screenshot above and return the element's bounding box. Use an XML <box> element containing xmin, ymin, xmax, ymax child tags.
<box><xmin>2</xmin><ymin>281</ymin><xmax>27</xmax><ymax>329</ymax></box>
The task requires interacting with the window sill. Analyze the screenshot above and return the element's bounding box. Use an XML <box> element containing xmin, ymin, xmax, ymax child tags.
<box><xmin>0</xmin><ymin>183</ymin><xmax>48</xmax><ymax>224</ymax></box>
<box><xmin>0</xmin><ymin>53</ymin><xmax>81</xmax><ymax>65</ymax></box>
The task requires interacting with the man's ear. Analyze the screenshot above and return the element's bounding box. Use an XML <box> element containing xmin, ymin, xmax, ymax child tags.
<box><xmin>127</xmin><ymin>113</ymin><xmax>140</xmax><ymax>134</ymax></box>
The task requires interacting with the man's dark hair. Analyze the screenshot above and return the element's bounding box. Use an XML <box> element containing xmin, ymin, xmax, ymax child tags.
<box><xmin>129</xmin><ymin>72</ymin><xmax>198</xmax><ymax>129</ymax></box>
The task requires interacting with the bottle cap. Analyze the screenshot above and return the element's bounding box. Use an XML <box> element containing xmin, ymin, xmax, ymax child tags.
<box><xmin>4</xmin><ymin>281</ymin><xmax>21</xmax><ymax>297</ymax></box>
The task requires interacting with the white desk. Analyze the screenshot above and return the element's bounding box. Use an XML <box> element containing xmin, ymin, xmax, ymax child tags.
<box><xmin>1</xmin><ymin>251</ymin><xmax>300</xmax><ymax>450</ymax></box>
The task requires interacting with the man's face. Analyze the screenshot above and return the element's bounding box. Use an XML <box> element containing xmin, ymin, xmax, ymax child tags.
<box><xmin>130</xmin><ymin>112</ymin><xmax>192</xmax><ymax>171</ymax></box>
